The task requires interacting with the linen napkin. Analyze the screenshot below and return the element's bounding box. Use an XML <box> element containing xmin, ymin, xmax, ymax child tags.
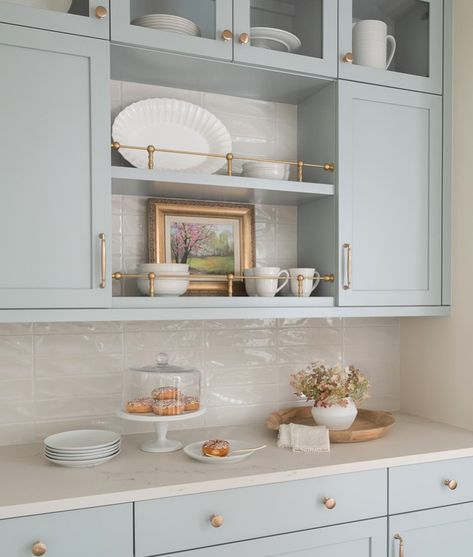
<box><xmin>277</xmin><ymin>423</ymin><xmax>330</xmax><ymax>454</ymax></box>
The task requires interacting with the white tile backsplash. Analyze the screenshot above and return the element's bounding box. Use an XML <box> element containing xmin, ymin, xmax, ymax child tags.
<box><xmin>0</xmin><ymin>317</ymin><xmax>400</xmax><ymax>445</ymax></box>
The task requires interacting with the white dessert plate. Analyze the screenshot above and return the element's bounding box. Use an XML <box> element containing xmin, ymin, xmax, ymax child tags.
<box><xmin>44</xmin><ymin>443</ymin><xmax>120</xmax><ymax>458</ymax></box>
<box><xmin>184</xmin><ymin>439</ymin><xmax>258</xmax><ymax>464</ymax></box>
<box><xmin>112</xmin><ymin>98</ymin><xmax>232</xmax><ymax>173</ymax></box>
<box><xmin>250</xmin><ymin>27</ymin><xmax>301</xmax><ymax>52</ymax></box>
<box><xmin>44</xmin><ymin>429</ymin><xmax>121</xmax><ymax>451</ymax></box>
<box><xmin>8</xmin><ymin>0</ymin><xmax>72</xmax><ymax>12</ymax></box>
<box><xmin>131</xmin><ymin>15</ymin><xmax>201</xmax><ymax>36</ymax></box>
<box><xmin>44</xmin><ymin>450</ymin><xmax>120</xmax><ymax>468</ymax></box>
<box><xmin>44</xmin><ymin>447</ymin><xmax>120</xmax><ymax>461</ymax></box>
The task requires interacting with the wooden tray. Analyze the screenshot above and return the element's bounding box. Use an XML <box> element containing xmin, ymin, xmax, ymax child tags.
<box><xmin>266</xmin><ymin>407</ymin><xmax>395</xmax><ymax>443</ymax></box>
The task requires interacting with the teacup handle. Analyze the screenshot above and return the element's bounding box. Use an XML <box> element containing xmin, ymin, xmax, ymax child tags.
<box><xmin>276</xmin><ymin>270</ymin><xmax>289</xmax><ymax>294</ymax></box>
<box><xmin>311</xmin><ymin>271</ymin><xmax>321</xmax><ymax>293</ymax></box>
<box><xmin>386</xmin><ymin>35</ymin><xmax>396</xmax><ymax>69</ymax></box>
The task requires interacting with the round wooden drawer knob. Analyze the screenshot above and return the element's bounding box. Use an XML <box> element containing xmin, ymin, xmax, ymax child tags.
<box><xmin>221</xmin><ymin>29</ymin><xmax>233</xmax><ymax>42</ymax></box>
<box><xmin>32</xmin><ymin>541</ymin><xmax>47</xmax><ymax>556</ymax></box>
<box><xmin>343</xmin><ymin>52</ymin><xmax>353</xmax><ymax>63</ymax></box>
<box><xmin>210</xmin><ymin>514</ymin><xmax>224</xmax><ymax>528</ymax></box>
<box><xmin>239</xmin><ymin>33</ymin><xmax>250</xmax><ymax>45</ymax></box>
<box><xmin>444</xmin><ymin>479</ymin><xmax>458</xmax><ymax>490</ymax></box>
<box><xmin>323</xmin><ymin>497</ymin><xmax>336</xmax><ymax>510</ymax></box>
<box><xmin>95</xmin><ymin>5</ymin><xmax>108</xmax><ymax>19</ymax></box>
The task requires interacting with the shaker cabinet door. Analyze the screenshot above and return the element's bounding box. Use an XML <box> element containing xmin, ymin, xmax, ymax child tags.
<box><xmin>338</xmin><ymin>81</ymin><xmax>442</xmax><ymax>306</ymax></box>
<box><xmin>389</xmin><ymin>503</ymin><xmax>473</xmax><ymax>557</ymax></box>
<box><xmin>0</xmin><ymin>24</ymin><xmax>111</xmax><ymax>309</ymax></box>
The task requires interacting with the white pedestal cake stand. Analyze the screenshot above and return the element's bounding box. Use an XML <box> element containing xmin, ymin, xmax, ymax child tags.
<box><xmin>118</xmin><ymin>408</ymin><xmax>206</xmax><ymax>453</ymax></box>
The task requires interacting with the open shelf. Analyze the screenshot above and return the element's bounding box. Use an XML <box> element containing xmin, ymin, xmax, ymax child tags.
<box><xmin>112</xmin><ymin>166</ymin><xmax>335</xmax><ymax>205</ymax></box>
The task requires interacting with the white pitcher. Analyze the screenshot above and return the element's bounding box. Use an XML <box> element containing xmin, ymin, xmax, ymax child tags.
<box><xmin>353</xmin><ymin>20</ymin><xmax>396</xmax><ymax>70</ymax></box>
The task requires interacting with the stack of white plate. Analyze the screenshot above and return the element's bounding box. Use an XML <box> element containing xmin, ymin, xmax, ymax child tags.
<box><xmin>250</xmin><ymin>27</ymin><xmax>301</xmax><ymax>52</ymax></box>
<box><xmin>43</xmin><ymin>430</ymin><xmax>121</xmax><ymax>468</ymax></box>
<box><xmin>131</xmin><ymin>14</ymin><xmax>201</xmax><ymax>37</ymax></box>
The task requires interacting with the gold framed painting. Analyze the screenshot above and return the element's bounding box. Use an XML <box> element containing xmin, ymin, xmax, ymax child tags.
<box><xmin>148</xmin><ymin>198</ymin><xmax>255</xmax><ymax>295</ymax></box>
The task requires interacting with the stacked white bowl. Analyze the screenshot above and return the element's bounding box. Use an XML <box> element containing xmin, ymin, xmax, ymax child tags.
<box><xmin>43</xmin><ymin>430</ymin><xmax>121</xmax><ymax>468</ymax></box>
<box><xmin>137</xmin><ymin>263</ymin><xmax>190</xmax><ymax>296</ymax></box>
<box><xmin>242</xmin><ymin>162</ymin><xmax>290</xmax><ymax>181</ymax></box>
<box><xmin>131</xmin><ymin>14</ymin><xmax>201</xmax><ymax>37</ymax></box>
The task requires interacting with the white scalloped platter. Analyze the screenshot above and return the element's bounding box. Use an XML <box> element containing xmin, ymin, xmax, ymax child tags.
<box><xmin>112</xmin><ymin>98</ymin><xmax>232</xmax><ymax>174</ymax></box>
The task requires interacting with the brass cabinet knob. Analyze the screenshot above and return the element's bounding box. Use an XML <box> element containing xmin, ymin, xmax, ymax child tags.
<box><xmin>95</xmin><ymin>5</ymin><xmax>108</xmax><ymax>19</ymax></box>
<box><xmin>210</xmin><ymin>514</ymin><xmax>224</xmax><ymax>528</ymax></box>
<box><xmin>239</xmin><ymin>32</ymin><xmax>250</xmax><ymax>45</ymax></box>
<box><xmin>221</xmin><ymin>29</ymin><xmax>233</xmax><ymax>42</ymax></box>
<box><xmin>32</xmin><ymin>542</ymin><xmax>47</xmax><ymax>556</ymax></box>
<box><xmin>323</xmin><ymin>497</ymin><xmax>336</xmax><ymax>510</ymax></box>
<box><xmin>444</xmin><ymin>479</ymin><xmax>458</xmax><ymax>490</ymax></box>
<box><xmin>343</xmin><ymin>52</ymin><xmax>353</xmax><ymax>63</ymax></box>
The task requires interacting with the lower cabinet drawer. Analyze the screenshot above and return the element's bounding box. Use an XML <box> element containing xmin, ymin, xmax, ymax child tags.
<box><xmin>135</xmin><ymin>469</ymin><xmax>387</xmax><ymax>557</ymax></box>
<box><xmin>389</xmin><ymin>456</ymin><xmax>473</xmax><ymax>514</ymax></box>
<box><xmin>0</xmin><ymin>504</ymin><xmax>133</xmax><ymax>557</ymax></box>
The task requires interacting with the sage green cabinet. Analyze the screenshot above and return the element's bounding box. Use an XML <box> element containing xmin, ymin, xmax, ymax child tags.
<box><xmin>0</xmin><ymin>24</ymin><xmax>111</xmax><ymax>309</ymax></box>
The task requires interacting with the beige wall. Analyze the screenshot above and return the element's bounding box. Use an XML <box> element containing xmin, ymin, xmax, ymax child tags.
<box><xmin>400</xmin><ymin>0</ymin><xmax>473</xmax><ymax>429</ymax></box>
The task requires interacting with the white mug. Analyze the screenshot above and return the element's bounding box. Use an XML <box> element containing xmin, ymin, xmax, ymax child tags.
<box><xmin>254</xmin><ymin>267</ymin><xmax>289</xmax><ymax>297</ymax></box>
<box><xmin>243</xmin><ymin>268</ymin><xmax>257</xmax><ymax>297</ymax></box>
<box><xmin>353</xmin><ymin>20</ymin><xmax>396</xmax><ymax>70</ymax></box>
<box><xmin>289</xmin><ymin>268</ymin><xmax>321</xmax><ymax>297</ymax></box>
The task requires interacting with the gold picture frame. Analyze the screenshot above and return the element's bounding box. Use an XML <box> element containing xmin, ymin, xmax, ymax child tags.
<box><xmin>148</xmin><ymin>198</ymin><xmax>255</xmax><ymax>295</ymax></box>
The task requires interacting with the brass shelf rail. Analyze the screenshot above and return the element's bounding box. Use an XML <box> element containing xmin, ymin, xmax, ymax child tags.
<box><xmin>112</xmin><ymin>272</ymin><xmax>335</xmax><ymax>298</ymax></box>
<box><xmin>111</xmin><ymin>142</ymin><xmax>335</xmax><ymax>182</ymax></box>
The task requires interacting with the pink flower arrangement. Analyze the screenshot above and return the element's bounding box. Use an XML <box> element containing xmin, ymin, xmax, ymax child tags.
<box><xmin>290</xmin><ymin>361</ymin><xmax>370</xmax><ymax>408</ymax></box>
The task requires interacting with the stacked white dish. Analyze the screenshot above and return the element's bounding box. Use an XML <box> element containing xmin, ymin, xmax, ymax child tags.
<box><xmin>242</xmin><ymin>161</ymin><xmax>290</xmax><ymax>180</ymax></box>
<box><xmin>131</xmin><ymin>14</ymin><xmax>201</xmax><ymax>37</ymax></box>
<box><xmin>250</xmin><ymin>27</ymin><xmax>301</xmax><ymax>52</ymax></box>
<box><xmin>137</xmin><ymin>263</ymin><xmax>190</xmax><ymax>296</ymax></box>
<box><xmin>43</xmin><ymin>430</ymin><xmax>121</xmax><ymax>468</ymax></box>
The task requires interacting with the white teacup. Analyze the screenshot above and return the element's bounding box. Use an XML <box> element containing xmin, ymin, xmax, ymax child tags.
<box><xmin>243</xmin><ymin>268</ymin><xmax>257</xmax><ymax>296</ymax></box>
<box><xmin>254</xmin><ymin>267</ymin><xmax>289</xmax><ymax>297</ymax></box>
<box><xmin>289</xmin><ymin>268</ymin><xmax>321</xmax><ymax>297</ymax></box>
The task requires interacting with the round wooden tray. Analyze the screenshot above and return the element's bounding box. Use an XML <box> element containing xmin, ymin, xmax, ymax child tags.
<box><xmin>266</xmin><ymin>407</ymin><xmax>395</xmax><ymax>443</ymax></box>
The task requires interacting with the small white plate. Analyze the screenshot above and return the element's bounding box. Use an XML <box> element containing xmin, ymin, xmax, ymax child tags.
<box><xmin>250</xmin><ymin>27</ymin><xmax>302</xmax><ymax>52</ymax></box>
<box><xmin>44</xmin><ymin>450</ymin><xmax>120</xmax><ymax>468</ymax></box>
<box><xmin>44</xmin><ymin>448</ymin><xmax>120</xmax><ymax>462</ymax></box>
<box><xmin>183</xmin><ymin>440</ymin><xmax>258</xmax><ymax>464</ymax></box>
<box><xmin>44</xmin><ymin>444</ymin><xmax>121</xmax><ymax>459</ymax></box>
<box><xmin>44</xmin><ymin>430</ymin><xmax>121</xmax><ymax>451</ymax></box>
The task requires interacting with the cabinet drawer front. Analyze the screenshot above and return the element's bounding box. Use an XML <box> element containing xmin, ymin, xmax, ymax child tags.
<box><xmin>135</xmin><ymin>469</ymin><xmax>387</xmax><ymax>556</ymax></box>
<box><xmin>0</xmin><ymin>504</ymin><xmax>133</xmax><ymax>557</ymax></box>
<box><xmin>389</xmin><ymin>457</ymin><xmax>473</xmax><ymax>514</ymax></box>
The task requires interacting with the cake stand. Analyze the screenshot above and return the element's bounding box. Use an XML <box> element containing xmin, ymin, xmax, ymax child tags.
<box><xmin>118</xmin><ymin>408</ymin><xmax>206</xmax><ymax>453</ymax></box>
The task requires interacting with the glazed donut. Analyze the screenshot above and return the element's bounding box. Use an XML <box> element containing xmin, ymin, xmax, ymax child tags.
<box><xmin>183</xmin><ymin>396</ymin><xmax>200</xmax><ymax>412</ymax></box>
<box><xmin>202</xmin><ymin>439</ymin><xmax>230</xmax><ymax>457</ymax></box>
<box><xmin>126</xmin><ymin>397</ymin><xmax>154</xmax><ymax>413</ymax></box>
<box><xmin>152</xmin><ymin>400</ymin><xmax>185</xmax><ymax>416</ymax></box>
<box><xmin>151</xmin><ymin>386</ymin><xmax>181</xmax><ymax>400</ymax></box>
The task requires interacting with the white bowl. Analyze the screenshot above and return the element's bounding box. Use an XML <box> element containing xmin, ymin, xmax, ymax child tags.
<box><xmin>242</xmin><ymin>162</ymin><xmax>290</xmax><ymax>180</ymax></box>
<box><xmin>11</xmin><ymin>0</ymin><xmax>72</xmax><ymax>11</ymax></box>
<box><xmin>138</xmin><ymin>263</ymin><xmax>189</xmax><ymax>274</ymax></box>
<box><xmin>137</xmin><ymin>273</ymin><xmax>190</xmax><ymax>297</ymax></box>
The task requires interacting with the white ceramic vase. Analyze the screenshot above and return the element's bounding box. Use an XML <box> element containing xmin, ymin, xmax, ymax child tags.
<box><xmin>311</xmin><ymin>398</ymin><xmax>358</xmax><ymax>431</ymax></box>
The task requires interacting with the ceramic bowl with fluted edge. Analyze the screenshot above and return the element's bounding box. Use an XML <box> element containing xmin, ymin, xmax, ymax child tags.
<box><xmin>137</xmin><ymin>263</ymin><xmax>190</xmax><ymax>297</ymax></box>
<box><xmin>242</xmin><ymin>162</ymin><xmax>290</xmax><ymax>181</ymax></box>
<box><xmin>11</xmin><ymin>0</ymin><xmax>72</xmax><ymax>11</ymax></box>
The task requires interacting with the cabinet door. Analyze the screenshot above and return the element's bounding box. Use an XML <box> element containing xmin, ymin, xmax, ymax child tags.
<box><xmin>338</xmin><ymin>81</ymin><xmax>442</xmax><ymax>306</ymax></box>
<box><xmin>389</xmin><ymin>503</ymin><xmax>473</xmax><ymax>557</ymax></box>
<box><xmin>0</xmin><ymin>24</ymin><xmax>111</xmax><ymax>309</ymax></box>
<box><xmin>173</xmin><ymin>518</ymin><xmax>387</xmax><ymax>557</ymax></box>
<box><xmin>111</xmin><ymin>0</ymin><xmax>233</xmax><ymax>61</ymax></box>
<box><xmin>0</xmin><ymin>1</ymin><xmax>110</xmax><ymax>39</ymax></box>
<box><xmin>233</xmin><ymin>0</ymin><xmax>337</xmax><ymax>77</ymax></box>
<box><xmin>339</xmin><ymin>0</ymin><xmax>443</xmax><ymax>94</ymax></box>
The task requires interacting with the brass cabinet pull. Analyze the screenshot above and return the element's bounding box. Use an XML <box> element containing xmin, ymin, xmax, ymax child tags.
<box><xmin>32</xmin><ymin>541</ymin><xmax>47</xmax><ymax>556</ymax></box>
<box><xmin>239</xmin><ymin>32</ymin><xmax>250</xmax><ymax>45</ymax></box>
<box><xmin>394</xmin><ymin>534</ymin><xmax>404</xmax><ymax>557</ymax></box>
<box><xmin>444</xmin><ymin>479</ymin><xmax>458</xmax><ymax>490</ymax></box>
<box><xmin>343</xmin><ymin>243</ymin><xmax>352</xmax><ymax>290</ymax></box>
<box><xmin>343</xmin><ymin>52</ymin><xmax>353</xmax><ymax>63</ymax></box>
<box><xmin>221</xmin><ymin>29</ymin><xmax>233</xmax><ymax>42</ymax></box>
<box><xmin>99</xmin><ymin>233</ymin><xmax>106</xmax><ymax>289</ymax></box>
<box><xmin>95</xmin><ymin>5</ymin><xmax>108</xmax><ymax>19</ymax></box>
<box><xmin>323</xmin><ymin>497</ymin><xmax>336</xmax><ymax>510</ymax></box>
<box><xmin>210</xmin><ymin>514</ymin><xmax>224</xmax><ymax>528</ymax></box>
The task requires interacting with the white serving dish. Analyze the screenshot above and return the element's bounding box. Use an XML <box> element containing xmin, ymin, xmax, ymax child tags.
<box><xmin>131</xmin><ymin>14</ymin><xmax>201</xmax><ymax>37</ymax></box>
<box><xmin>112</xmin><ymin>98</ymin><xmax>232</xmax><ymax>173</ymax></box>
<box><xmin>183</xmin><ymin>440</ymin><xmax>257</xmax><ymax>464</ymax></box>
<box><xmin>44</xmin><ymin>430</ymin><xmax>121</xmax><ymax>451</ymax></box>
<box><xmin>242</xmin><ymin>162</ymin><xmax>290</xmax><ymax>180</ymax></box>
<box><xmin>137</xmin><ymin>263</ymin><xmax>190</xmax><ymax>296</ymax></box>
<box><xmin>9</xmin><ymin>0</ymin><xmax>72</xmax><ymax>12</ymax></box>
<box><xmin>250</xmin><ymin>27</ymin><xmax>301</xmax><ymax>53</ymax></box>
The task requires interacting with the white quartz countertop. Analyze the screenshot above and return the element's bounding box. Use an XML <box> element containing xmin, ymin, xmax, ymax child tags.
<box><xmin>2</xmin><ymin>413</ymin><xmax>473</xmax><ymax>520</ymax></box>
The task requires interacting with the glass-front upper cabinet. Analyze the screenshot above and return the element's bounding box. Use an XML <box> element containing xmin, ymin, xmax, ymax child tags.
<box><xmin>111</xmin><ymin>0</ymin><xmax>233</xmax><ymax>61</ymax></box>
<box><xmin>0</xmin><ymin>0</ymin><xmax>110</xmax><ymax>39</ymax></box>
<box><xmin>339</xmin><ymin>0</ymin><xmax>443</xmax><ymax>94</ymax></box>
<box><xmin>233</xmin><ymin>0</ymin><xmax>337</xmax><ymax>77</ymax></box>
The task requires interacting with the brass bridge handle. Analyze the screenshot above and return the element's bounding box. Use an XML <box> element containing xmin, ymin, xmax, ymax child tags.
<box><xmin>239</xmin><ymin>32</ymin><xmax>250</xmax><ymax>45</ymax></box>
<box><xmin>221</xmin><ymin>29</ymin><xmax>233</xmax><ymax>41</ymax></box>
<box><xmin>210</xmin><ymin>514</ymin><xmax>224</xmax><ymax>528</ymax></box>
<box><xmin>394</xmin><ymin>534</ymin><xmax>404</xmax><ymax>557</ymax></box>
<box><xmin>444</xmin><ymin>479</ymin><xmax>458</xmax><ymax>490</ymax></box>
<box><xmin>95</xmin><ymin>5</ymin><xmax>108</xmax><ymax>19</ymax></box>
<box><xmin>32</xmin><ymin>541</ymin><xmax>47</xmax><ymax>556</ymax></box>
<box><xmin>343</xmin><ymin>243</ymin><xmax>352</xmax><ymax>290</ymax></box>
<box><xmin>99</xmin><ymin>233</ymin><xmax>106</xmax><ymax>289</ymax></box>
